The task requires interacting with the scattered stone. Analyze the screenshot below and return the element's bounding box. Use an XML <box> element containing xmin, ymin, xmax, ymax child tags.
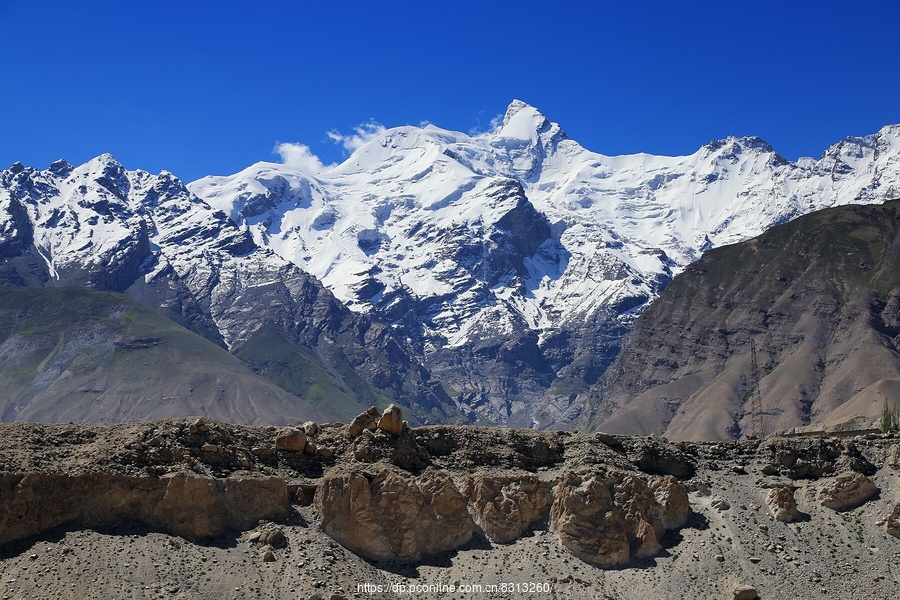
<box><xmin>715</xmin><ymin>554</ymin><xmax>725</xmax><ymax>562</ymax></box>
<box><xmin>304</xmin><ymin>441</ymin><xmax>318</xmax><ymax>455</ymax></box>
<box><xmin>274</xmin><ymin>427</ymin><xmax>307</xmax><ymax>453</ymax></box>
<box><xmin>201</xmin><ymin>443</ymin><xmax>218</xmax><ymax>453</ymax></box>
<box><xmin>749</xmin><ymin>556</ymin><xmax>761</xmax><ymax>564</ymax></box>
<box><xmin>347</xmin><ymin>412</ymin><xmax>376</xmax><ymax>438</ymax></box>
<box><xmin>732</xmin><ymin>465</ymin><xmax>747</xmax><ymax>474</ymax></box>
<box><xmin>263</xmin><ymin>529</ymin><xmax>287</xmax><ymax>549</ymax></box>
<box><xmin>251</xmin><ymin>447</ymin><xmax>273</xmax><ymax>458</ymax></box>
<box><xmin>733</xmin><ymin>584</ymin><xmax>759</xmax><ymax>600</ymax></box>
<box><xmin>317</xmin><ymin>447</ymin><xmax>335</xmax><ymax>458</ymax></box>
<box><xmin>366</xmin><ymin>406</ymin><xmax>381</xmax><ymax>419</ymax></box>
<box><xmin>376</xmin><ymin>404</ymin><xmax>404</xmax><ymax>435</ymax></box>
<box><xmin>818</xmin><ymin>473</ymin><xmax>878</xmax><ymax>511</ymax></box>
<box><xmin>766</xmin><ymin>486</ymin><xmax>799</xmax><ymax>522</ymax></box>
<box><xmin>261</xmin><ymin>549</ymin><xmax>275</xmax><ymax>562</ymax></box>
<box><xmin>302</xmin><ymin>421</ymin><xmax>318</xmax><ymax>436</ymax></box>
<box><xmin>710</xmin><ymin>496</ymin><xmax>731</xmax><ymax>511</ymax></box>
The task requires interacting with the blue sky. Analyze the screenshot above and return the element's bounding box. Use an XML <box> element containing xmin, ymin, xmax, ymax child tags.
<box><xmin>2</xmin><ymin>0</ymin><xmax>899</xmax><ymax>182</ymax></box>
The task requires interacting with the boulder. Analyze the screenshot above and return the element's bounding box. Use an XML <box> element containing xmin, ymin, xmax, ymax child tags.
<box><xmin>261</xmin><ymin>528</ymin><xmax>287</xmax><ymax>549</ymax></box>
<box><xmin>818</xmin><ymin>473</ymin><xmax>878</xmax><ymax>511</ymax></box>
<box><xmin>885</xmin><ymin>502</ymin><xmax>900</xmax><ymax>538</ymax></box>
<box><xmin>649</xmin><ymin>475</ymin><xmax>690</xmax><ymax>530</ymax></box>
<box><xmin>274</xmin><ymin>427</ymin><xmax>306</xmax><ymax>453</ymax></box>
<box><xmin>733</xmin><ymin>584</ymin><xmax>758</xmax><ymax>600</ymax></box>
<box><xmin>462</xmin><ymin>475</ymin><xmax>550</xmax><ymax>544</ymax></box>
<box><xmin>766</xmin><ymin>487</ymin><xmax>799</xmax><ymax>522</ymax></box>
<box><xmin>347</xmin><ymin>413</ymin><xmax>376</xmax><ymax>438</ymax></box>
<box><xmin>710</xmin><ymin>496</ymin><xmax>731</xmax><ymax>511</ymax></box>
<box><xmin>314</xmin><ymin>468</ymin><xmax>473</xmax><ymax>560</ymax></box>
<box><xmin>377</xmin><ymin>404</ymin><xmax>404</xmax><ymax>435</ymax></box>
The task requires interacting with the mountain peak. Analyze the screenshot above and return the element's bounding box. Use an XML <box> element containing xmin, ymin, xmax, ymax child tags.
<box><xmin>501</xmin><ymin>99</ymin><xmax>536</xmax><ymax>126</ymax></box>
<box><xmin>496</xmin><ymin>100</ymin><xmax>554</xmax><ymax>141</ymax></box>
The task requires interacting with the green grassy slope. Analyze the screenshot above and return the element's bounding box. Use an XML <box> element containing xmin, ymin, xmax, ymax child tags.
<box><xmin>232</xmin><ymin>323</ymin><xmax>398</xmax><ymax>423</ymax></box>
<box><xmin>0</xmin><ymin>286</ymin><xmax>329</xmax><ymax>425</ymax></box>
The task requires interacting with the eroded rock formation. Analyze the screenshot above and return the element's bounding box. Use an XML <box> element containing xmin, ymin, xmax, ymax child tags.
<box><xmin>314</xmin><ymin>467</ymin><xmax>473</xmax><ymax>560</ymax></box>
<box><xmin>462</xmin><ymin>475</ymin><xmax>550</xmax><ymax>544</ymax></box>
<box><xmin>766</xmin><ymin>486</ymin><xmax>800</xmax><ymax>522</ymax></box>
<box><xmin>549</xmin><ymin>469</ymin><xmax>690</xmax><ymax>567</ymax></box>
<box><xmin>818</xmin><ymin>473</ymin><xmax>878</xmax><ymax>511</ymax></box>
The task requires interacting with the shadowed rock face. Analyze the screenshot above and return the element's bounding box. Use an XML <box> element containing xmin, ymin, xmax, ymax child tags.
<box><xmin>0</xmin><ymin>472</ymin><xmax>290</xmax><ymax>543</ymax></box>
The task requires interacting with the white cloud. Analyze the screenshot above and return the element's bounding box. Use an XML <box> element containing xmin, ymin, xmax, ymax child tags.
<box><xmin>273</xmin><ymin>142</ymin><xmax>334</xmax><ymax>174</ymax></box>
<box><xmin>327</xmin><ymin>121</ymin><xmax>386</xmax><ymax>152</ymax></box>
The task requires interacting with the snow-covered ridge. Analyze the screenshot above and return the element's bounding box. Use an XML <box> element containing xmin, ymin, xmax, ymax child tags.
<box><xmin>188</xmin><ymin>101</ymin><xmax>900</xmax><ymax>355</ymax></box>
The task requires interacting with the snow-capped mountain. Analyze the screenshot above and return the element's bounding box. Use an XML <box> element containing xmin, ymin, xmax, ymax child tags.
<box><xmin>188</xmin><ymin>100</ymin><xmax>900</xmax><ymax>425</ymax></box>
<box><xmin>0</xmin><ymin>156</ymin><xmax>454</xmax><ymax>423</ymax></box>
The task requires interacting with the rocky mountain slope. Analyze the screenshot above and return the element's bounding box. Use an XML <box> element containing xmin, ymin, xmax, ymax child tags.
<box><xmin>0</xmin><ymin>158</ymin><xmax>453</xmax><ymax>424</ymax></box>
<box><xmin>581</xmin><ymin>198</ymin><xmax>900</xmax><ymax>441</ymax></box>
<box><xmin>0</xmin><ymin>286</ymin><xmax>328</xmax><ymax>424</ymax></box>
<box><xmin>1</xmin><ymin>413</ymin><xmax>899</xmax><ymax>599</ymax></box>
<box><xmin>190</xmin><ymin>101</ymin><xmax>900</xmax><ymax>426</ymax></box>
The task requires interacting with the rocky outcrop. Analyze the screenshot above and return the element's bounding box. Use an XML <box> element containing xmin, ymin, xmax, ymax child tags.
<box><xmin>314</xmin><ymin>468</ymin><xmax>473</xmax><ymax>560</ymax></box>
<box><xmin>818</xmin><ymin>473</ymin><xmax>878</xmax><ymax>511</ymax></box>
<box><xmin>549</xmin><ymin>469</ymin><xmax>689</xmax><ymax>567</ymax></box>
<box><xmin>625</xmin><ymin>437</ymin><xmax>696</xmax><ymax>478</ymax></box>
<box><xmin>274</xmin><ymin>427</ymin><xmax>307</xmax><ymax>452</ymax></box>
<box><xmin>0</xmin><ymin>471</ymin><xmax>290</xmax><ymax>544</ymax></box>
<box><xmin>377</xmin><ymin>404</ymin><xmax>404</xmax><ymax>435</ymax></box>
<box><xmin>766</xmin><ymin>487</ymin><xmax>799</xmax><ymax>522</ymax></box>
<box><xmin>462</xmin><ymin>475</ymin><xmax>550</xmax><ymax>544</ymax></box>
